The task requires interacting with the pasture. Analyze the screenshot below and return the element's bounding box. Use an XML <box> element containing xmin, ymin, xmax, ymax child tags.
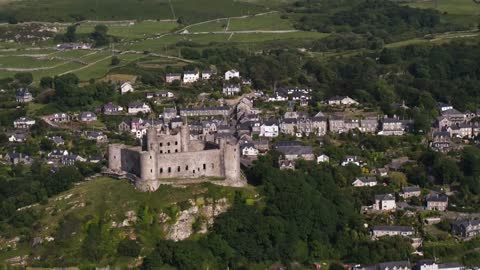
<box><xmin>75</xmin><ymin>20</ymin><xmax>179</xmax><ymax>40</ymax></box>
<box><xmin>406</xmin><ymin>0</ymin><xmax>480</xmax><ymax>16</ymax></box>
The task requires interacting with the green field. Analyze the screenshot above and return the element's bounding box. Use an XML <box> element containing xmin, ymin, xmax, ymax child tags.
<box><xmin>406</xmin><ymin>0</ymin><xmax>480</xmax><ymax>15</ymax></box>
<box><xmin>1</xmin><ymin>0</ymin><xmax>267</xmax><ymax>23</ymax></box>
<box><xmin>186</xmin><ymin>19</ymin><xmax>228</xmax><ymax>33</ymax></box>
<box><xmin>75</xmin><ymin>20</ymin><xmax>179</xmax><ymax>39</ymax></box>
<box><xmin>228</xmin><ymin>12</ymin><xmax>294</xmax><ymax>31</ymax></box>
<box><xmin>0</xmin><ymin>56</ymin><xmax>64</xmax><ymax>68</ymax></box>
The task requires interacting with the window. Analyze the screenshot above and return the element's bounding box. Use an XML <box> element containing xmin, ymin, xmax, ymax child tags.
<box><xmin>114</xmin><ymin>156</ymin><xmax>116</xmax><ymax>159</ymax></box>
<box><xmin>185</xmin><ymin>165</ymin><xmax>189</xmax><ymax>170</ymax></box>
<box><xmin>160</xmin><ymin>168</ymin><xmax>163</xmax><ymax>173</ymax></box>
<box><xmin>167</xmin><ymin>142</ymin><xmax>170</xmax><ymax>146</ymax></box>
<box><xmin>203</xmin><ymin>164</ymin><xmax>206</xmax><ymax>170</ymax></box>
<box><xmin>211</xmin><ymin>163</ymin><xmax>214</xmax><ymax>169</ymax></box>
<box><xmin>168</xmin><ymin>167</ymin><xmax>171</xmax><ymax>173</ymax></box>
<box><xmin>177</xmin><ymin>166</ymin><xmax>180</xmax><ymax>172</ymax></box>
<box><xmin>150</xmin><ymin>155</ymin><xmax>152</xmax><ymax>159</ymax></box>
<box><xmin>168</xmin><ymin>150</ymin><xmax>170</xmax><ymax>153</ymax></box>
<box><xmin>175</xmin><ymin>141</ymin><xmax>178</xmax><ymax>145</ymax></box>
<box><xmin>175</xmin><ymin>149</ymin><xmax>178</xmax><ymax>153</ymax></box>
<box><xmin>193</xmin><ymin>170</ymin><xmax>196</xmax><ymax>174</ymax></box>
<box><xmin>160</xmin><ymin>143</ymin><xmax>163</xmax><ymax>147</ymax></box>
<box><xmin>160</xmin><ymin>150</ymin><xmax>163</xmax><ymax>154</ymax></box>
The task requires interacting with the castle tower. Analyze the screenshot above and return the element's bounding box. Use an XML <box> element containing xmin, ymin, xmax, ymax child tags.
<box><xmin>108</xmin><ymin>144</ymin><xmax>123</xmax><ymax>171</ymax></box>
<box><xmin>180</xmin><ymin>121</ymin><xmax>190</xmax><ymax>152</ymax></box>
<box><xmin>140</xmin><ymin>151</ymin><xmax>157</xmax><ymax>180</ymax></box>
<box><xmin>222</xmin><ymin>138</ymin><xmax>241</xmax><ymax>181</ymax></box>
<box><xmin>146</xmin><ymin>127</ymin><xmax>158</xmax><ymax>152</ymax></box>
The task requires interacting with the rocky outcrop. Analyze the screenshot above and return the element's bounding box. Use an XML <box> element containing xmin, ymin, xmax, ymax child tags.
<box><xmin>165</xmin><ymin>198</ymin><xmax>229</xmax><ymax>241</ymax></box>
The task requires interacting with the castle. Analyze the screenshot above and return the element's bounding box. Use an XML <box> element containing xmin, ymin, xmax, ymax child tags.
<box><xmin>108</xmin><ymin>122</ymin><xmax>241</xmax><ymax>191</ymax></box>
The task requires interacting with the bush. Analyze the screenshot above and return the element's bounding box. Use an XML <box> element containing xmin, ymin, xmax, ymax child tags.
<box><xmin>117</xmin><ymin>239</ymin><xmax>141</xmax><ymax>257</ymax></box>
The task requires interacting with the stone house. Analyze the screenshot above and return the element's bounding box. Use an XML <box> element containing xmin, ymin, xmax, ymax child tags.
<box><xmin>317</xmin><ymin>154</ymin><xmax>330</xmax><ymax>163</ymax></box>
<box><xmin>61</xmin><ymin>154</ymin><xmax>87</xmax><ymax>166</ymax></box>
<box><xmin>4</xmin><ymin>152</ymin><xmax>32</xmax><ymax>165</ymax></box>
<box><xmin>374</xmin><ymin>193</ymin><xmax>396</xmax><ymax>211</ymax></box>
<box><xmin>452</xmin><ymin>219</ymin><xmax>480</xmax><ymax>239</ymax></box>
<box><xmin>179</xmin><ymin>106</ymin><xmax>230</xmax><ymax>117</ymax></box>
<box><xmin>329</xmin><ymin>116</ymin><xmax>346</xmax><ymax>133</ymax></box>
<box><xmin>240</xmin><ymin>142</ymin><xmax>259</xmax><ymax>157</ymax></box>
<box><xmin>400</xmin><ymin>186</ymin><xmax>421</xmax><ymax>199</ymax></box>
<box><xmin>85</xmin><ymin>131</ymin><xmax>108</xmax><ymax>143</ymax></box>
<box><xmin>14</xmin><ymin>117</ymin><xmax>36</xmax><ymax>129</ymax></box>
<box><xmin>360</xmin><ymin>117</ymin><xmax>379</xmax><ymax>133</ymax></box>
<box><xmin>447</xmin><ymin>123</ymin><xmax>472</xmax><ymax>138</ymax></box>
<box><xmin>166</xmin><ymin>73</ymin><xmax>182</xmax><ymax>83</ymax></box>
<box><xmin>431</xmin><ymin>131</ymin><xmax>452</xmax><ymax>152</ymax></box>
<box><xmin>276</xmin><ymin>145</ymin><xmax>315</xmax><ymax>161</ymax></box>
<box><xmin>426</xmin><ymin>193</ymin><xmax>448</xmax><ymax>211</ymax></box>
<box><xmin>441</xmin><ymin>109</ymin><xmax>466</xmax><ymax>125</ymax></box>
<box><xmin>379</xmin><ymin>116</ymin><xmax>404</xmax><ymax>136</ymax></box>
<box><xmin>202</xmin><ymin>69</ymin><xmax>216</xmax><ymax>80</ymax></box>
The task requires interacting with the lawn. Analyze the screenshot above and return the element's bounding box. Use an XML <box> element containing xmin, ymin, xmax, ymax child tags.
<box><xmin>72</xmin><ymin>53</ymin><xmax>143</xmax><ymax>81</ymax></box>
<box><xmin>75</xmin><ymin>21</ymin><xmax>179</xmax><ymax>40</ymax></box>
<box><xmin>0</xmin><ymin>56</ymin><xmax>64</xmax><ymax>69</ymax></box>
<box><xmin>186</xmin><ymin>19</ymin><xmax>228</xmax><ymax>33</ymax></box>
<box><xmin>229</xmin><ymin>31</ymin><xmax>329</xmax><ymax>43</ymax></box>
<box><xmin>228</xmin><ymin>12</ymin><xmax>294</xmax><ymax>31</ymax></box>
<box><xmin>406</xmin><ymin>0</ymin><xmax>480</xmax><ymax>16</ymax></box>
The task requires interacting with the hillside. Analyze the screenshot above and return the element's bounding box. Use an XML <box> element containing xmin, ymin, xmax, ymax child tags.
<box><xmin>0</xmin><ymin>177</ymin><xmax>256</xmax><ymax>267</ymax></box>
<box><xmin>0</xmin><ymin>0</ymin><xmax>273</xmax><ymax>23</ymax></box>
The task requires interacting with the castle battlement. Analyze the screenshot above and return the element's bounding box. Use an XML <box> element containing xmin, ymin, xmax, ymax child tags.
<box><xmin>108</xmin><ymin>123</ymin><xmax>241</xmax><ymax>191</ymax></box>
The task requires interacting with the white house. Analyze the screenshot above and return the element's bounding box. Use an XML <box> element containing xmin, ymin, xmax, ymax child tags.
<box><xmin>374</xmin><ymin>193</ymin><xmax>396</xmax><ymax>211</ymax></box>
<box><xmin>225</xmin><ymin>69</ymin><xmax>240</xmax><ymax>80</ymax></box>
<box><xmin>8</xmin><ymin>133</ymin><xmax>27</xmax><ymax>143</ymax></box>
<box><xmin>13</xmin><ymin>117</ymin><xmax>36</xmax><ymax>129</ymax></box>
<box><xmin>371</xmin><ymin>226</ymin><xmax>414</xmax><ymax>239</ymax></box>
<box><xmin>260</xmin><ymin>121</ymin><xmax>279</xmax><ymax>138</ymax></box>
<box><xmin>202</xmin><ymin>69</ymin><xmax>216</xmax><ymax>80</ymax></box>
<box><xmin>183</xmin><ymin>71</ymin><xmax>200</xmax><ymax>84</ymax></box>
<box><xmin>317</xmin><ymin>154</ymin><xmax>330</xmax><ymax>163</ymax></box>
<box><xmin>341</xmin><ymin>155</ymin><xmax>363</xmax><ymax>167</ymax></box>
<box><xmin>327</xmin><ymin>96</ymin><xmax>359</xmax><ymax>106</ymax></box>
<box><xmin>352</xmin><ymin>177</ymin><xmax>378</xmax><ymax>187</ymax></box>
<box><xmin>241</xmin><ymin>143</ymin><xmax>259</xmax><ymax>157</ymax></box>
<box><xmin>223</xmin><ymin>84</ymin><xmax>241</xmax><ymax>96</ymax></box>
<box><xmin>120</xmin><ymin>82</ymin><xmax>134</xmax><ymax>94</ymax></box>
<box><xmin>128</xmin><ymin>102</ymin><xmax>151</xmax><ymax>114</ymax></box>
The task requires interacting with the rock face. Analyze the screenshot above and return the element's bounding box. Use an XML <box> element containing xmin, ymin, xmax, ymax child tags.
<box><xmin>166</xmin><ymin>198</ymin><xmax>229</xmax><ymax>241</ymax></box>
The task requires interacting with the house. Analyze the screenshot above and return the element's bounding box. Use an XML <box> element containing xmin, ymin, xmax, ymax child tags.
<box><xmin>260</xmin><ymin>120</ymin><xmax>279</xmax><ymax>138</ymax></box>
<box><xmin>372</xmin><ymin>168</ymin><xmax>388</xmax><ymax>177</ymax></box>
<box><xmin>48</xmin><ymin>149</ymin><xmax>69</xmax><ymax>159</ymax></box>
<box><xmin>202</xmin><ymin>69</ymin><xmax>216</xmax><ymax>80</ymax></box>
<box><xmin>452</xmin><ymin>219</ymin><xmax>480</xmax><ymax>239</ymax></box>
<box><xmin>341</xmin><ymin>156</ymin><xmax>363</xmax><ymax>167</ymax></box>
<box><xmin>276</xmin><ymin>145</ymin><xmax>315</xmax><ymax>161</ymax></box>
<box><xmin>400</xmin><ymin>186</ymin><xmax>421</xmax><ymax>199</ymax></box>
<box><xmin>85</xmin><ymin>131</ymin><xmax>108</xmax><ymax>143</ymax></box>
<box><xmin>13</xmin><ymin>117</ymin><xmax>36</xmax><ymax>129</ymax></box>
<box><xmin>223</xmin><ymin>83</ymin><xmax>241</xmax><ymax>96</ymax></box>
<box><xmin>379</xmin><ymin>116</ymin><xmax>405</xmax><ymax>136</ymax></box>
<box><xmin>128</xmin><ymin>102</ymin><xmax>151</xmax><ymax>114</ymax></box>
<box><xmin>329</xmin><ymin>116</ymin><xmax>347</xmax><ymax>134</ymax></box>
<box><xmin>355</xmin><ymin>261</ymin><xmax>411</xmax><ymax>270</ymax></box>
<box><xmin>8</xmin><ymin>133</ymin><xmax>27</xmax><ymax>143</ymax></box>
<box><xmin>56</xmin><ymin>43</ymin><xmax>91</xmax><ymax>50</ymax></box>
<box><xmin>166</xmin><ymin>73</ymin><xmax>182</xmax><ymax>83</ymax></box>
<box><xmin>48</xmin><ymin>113</ymin><xmax>70</xmax><ymax>123</ymax></box>
<box><xmin>438</xmin><ymin>102</ymin><xmax>453</xmax><ymax>112</ymax></box>
<box><xmin>317</xmin><ymin>154</ymin><xmax>330</xmax><ymax>163</ymax></box>
<box><xmin>426</xmin><ymin>193</ymin><xmax>448</xmax><ymax>211</ymax></box>
<box><xmin>267</xmin><ymin>91</ymin><xmax>288</xmax><ymax>102</ymax></box>
<box><xmin>79</xmin><ymin>112</ymin><xmax>97</xmax><ymax>122</ymax></box>
<box><xmin>415</xmin><ymin>260</ymin><xmax>464</xmax><ymax>270</ymax></box>
<box><xmin>16</xmin><ymin>89</ymin><xmax>33</xmax><ymax>103</ymax></box>
<box><xmin>371</xmin><ymin>226</ymin><xmax>414</xmax><ymax>239</ymax></box>
<box><xmin>361</xmin><ymin>117</ymin><xmax>379</xmax><ymax>133</ymax></box>
<box><xmin>102</xmin><ymin>103</ymin><xmax>123</xmax><ymax>114</ymax></box>
<box><xmin>279</xmin><ymin>159</ymin><xmax>295</xmax><ymax>170</ymax></box>
<box><xmin>51</xmin><ymin>136</ymin><xmax>65</xmax><ymax>146</ymax></box>
<box><xmin>61</xmin><ymin>154</ymin><xmax>87</xmax><ymax>166</ymax></box>
<box><xmin>180</xmin><ymin>106</ymin><xmax>231</xmax><ymax>117</ymax></box>
<box><xmin>448</xmin><ymin>123</ymin><xmax>472</xmax><ymax>138</ymax></box>
<box><xmin>225</xmin><ymin>69</ymin><xmax>240</xmax><ymax>80</ymax></box>
<box><xmin>327</xmin><ymin>96</ymin><xmax>359</xmax><ymax>106</ymax></box>
<box><xmin>441</xmin><ymin>109</ymin><xmax>465</xmax><ymax>124</ymax></box>
<box><xmin>240</xmin><ymin>142</ymin><xmax>259</xmax><ymax>157</ymax></box>
<box><xmin>4</xmin><ymin>152</ymin><xmax>32</xmax><ymax>165</ymax></box>
<box><xmin>183</xmin><ymin>70</ymin><xmax>200</xmax><ymax>83</ymax></box>
<box><xmin>352</xmin><ymin>177</ymin><xmax>378</xmax><ymax>187</ymax></box>
<box><xmin>120</xmin><ymin>82</ymin><xmax>134</xmax><ymax>94</ymax></box>
<box><xmin>162</xmin><ymin>107</ymin><xmax>178</xmax><ymax>120</ymax></box>
<box><xmin>374</xmin><ymin>193</ymin><xmax>396</xmax><ymax>211</ymax></box>
<box><xmin>431</xmin><ymin>131</ymin><xmax>452</xmax><ymax>152</ymax></box>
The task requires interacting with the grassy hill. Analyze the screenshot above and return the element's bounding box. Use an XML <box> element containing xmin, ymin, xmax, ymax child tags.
<box><xmin>0</xmin><ymin>177</ymin><xmax>256</xmax><ymax>267</ymax></box>
<box><xmin>0</xmin><ymin>0</ymin><xmax>271</xmax><ymax>23</ymax></box>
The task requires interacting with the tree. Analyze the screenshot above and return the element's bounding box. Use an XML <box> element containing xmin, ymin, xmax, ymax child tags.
<box><xmin>111</xmin><ymin>56</ymin><xmax>121</xmax><ymax>66</ymax></box>
<box><xmin>64</xmin><ymin>25</ymin><xmax>77</xmax><ymax>42</ymax></box>
<box><xmin>117</xmin><ymin>239</ymin><xmax>141</xmax><ymax>257</ymax></box>
<box><xmin>40</xmin><ymin>76</ymin><xmax>53</xmax><ymax>89</ymax></box>
<box><xmin>91</xmin><ymin>24</ymin><xmax>110</xmax><ymax>47</ymax></box>
<box><xmin>14</xmin><ymin>73</ymin><xmax>33</xmax><ymax>85</ymax></box>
